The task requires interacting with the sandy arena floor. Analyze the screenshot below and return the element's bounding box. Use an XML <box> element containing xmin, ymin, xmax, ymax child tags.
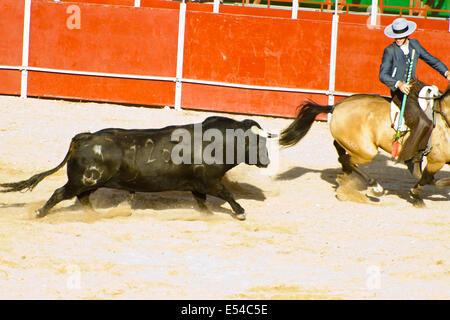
<box><xmin>0</xmin><ymin>95</ymin><xmax>448</xmax><ymax>299</ymax></box>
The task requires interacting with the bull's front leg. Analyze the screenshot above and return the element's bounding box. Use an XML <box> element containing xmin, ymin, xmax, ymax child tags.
<box><xmin>209</xmin><ymin>183</ymin><xmax>246</xmax><ymax>220</ymax></box>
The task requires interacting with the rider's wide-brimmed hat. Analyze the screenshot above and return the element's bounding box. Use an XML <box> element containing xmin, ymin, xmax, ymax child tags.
<box><xmin>384</xmin><ymin>18</ymin><xmax>417</xmax><ymax>39</ymax></box>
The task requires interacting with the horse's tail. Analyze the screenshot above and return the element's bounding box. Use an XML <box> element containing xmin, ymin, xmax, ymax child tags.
<box><xmin>279</xmin><ymin>101</ymin><xmax>333</xmax><ymax>147</ymax></box>
<box><xmin>0</xmin><ymin>133</ymin><xmax>84</xmax><ymax>193</ymax></box>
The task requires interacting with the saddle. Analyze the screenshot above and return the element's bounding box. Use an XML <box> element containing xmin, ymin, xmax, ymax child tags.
<box><xmin>390</xmin><ymin>85</ymin><xmax>439</xmax><ymax>132</ymax></box>
<box><xmin>390</xmin><ymin>84</ymin><xmax>439</xmax><ymax>167</ymax></box>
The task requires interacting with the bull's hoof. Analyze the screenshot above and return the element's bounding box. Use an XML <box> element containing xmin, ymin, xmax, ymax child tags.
<box><xmin>233</xmin><ymin>213</ymin><xmax>246</xmax><ymax>221</ymax></box>
<box><xmin>34</xmin><ymin>209</ymin><xmax>46</xmax><ymax>218</ymax></box>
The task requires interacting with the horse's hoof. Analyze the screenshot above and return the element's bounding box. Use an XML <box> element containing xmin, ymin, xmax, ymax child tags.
<box><xmin>412</xmin><ymin>199</ymin><xmax>426</xmax><ymax>208</ymax></box>
<box><xmin>233</xmin><ymin>213</ymin><xmax>246</xmax><ymax>221</ymax></box>
<box><xmin>409</xmin><ymin>190</ymin><xmax>426</xmax><ymax>208</ymax></box>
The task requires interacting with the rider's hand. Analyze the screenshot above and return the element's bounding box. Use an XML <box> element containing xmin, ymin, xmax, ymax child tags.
<box><xmin>397</xmin><ymin>81</ymin><xmax>411</xmax><ymax>94</ymax></box>
<box><xmin>445</xmin><ymin>71</ymin><xmax>450</xmax><ymax>81</ymax></box>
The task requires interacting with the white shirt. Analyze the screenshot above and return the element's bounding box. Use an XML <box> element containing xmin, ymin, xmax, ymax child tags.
<box><xmin>395</xmin><ymin>40</ymin><xmax>410</xmax><ymax>89</ymax></box>
<box><xmin>399</xmin><ymin>40</ymin><xmax>410</xmax><ymax>56</ymax></box>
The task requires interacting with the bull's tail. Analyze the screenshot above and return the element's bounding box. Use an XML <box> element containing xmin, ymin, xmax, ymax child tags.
<box><xmin>279</xmin><ymin>101</ymin><xmax>333</xmax><ymax>147</ymax></box>
<box><xmin>0</xmin><ymin>133</ymin><xmax>85</xmax><ymax>193</ymax></box>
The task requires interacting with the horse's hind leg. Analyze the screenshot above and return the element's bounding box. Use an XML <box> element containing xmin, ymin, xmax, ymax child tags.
<box><xmin>333</xmin><ymin>140</ymin><xmax>384</xmax><ymax>196</ymax></box>
<box><xmin>333</xmin><ymin>140</ymin><xmax>353</xmax><ymax>174</ymax></box>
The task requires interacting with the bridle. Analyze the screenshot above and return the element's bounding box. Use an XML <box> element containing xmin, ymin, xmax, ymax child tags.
<box><xmin>418</xmin><ymin>90</ymin><xmax>450</xmax><ymax>129</ymax></box>
<box><xmin>433</xmin><ymin>100</ymin><xmax>450</xmax><ymax>128</ymax></box>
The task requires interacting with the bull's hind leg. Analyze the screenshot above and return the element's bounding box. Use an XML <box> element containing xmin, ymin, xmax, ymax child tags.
<box><xmin>333</xmin><ymin>140</ymin><xmax>384</xmax><ymax>197</ymax></box>
<box><xmin>77</xmin><ymin>190</ymin><xmax>96</xmax><ymax>212</ymax></box>
<box><xmin>35</xmin><ymin>183</ymin><xmax>80</xmax><ymax>218</ymax></box>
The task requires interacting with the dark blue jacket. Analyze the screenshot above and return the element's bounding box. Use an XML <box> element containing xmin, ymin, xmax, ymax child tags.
<box><xmin>379</xmin><ymin>38</ymin><xmax>448</xmax><ymax>92</ymax></box>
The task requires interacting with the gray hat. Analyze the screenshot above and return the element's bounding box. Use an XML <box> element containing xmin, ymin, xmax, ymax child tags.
<box><xmin>384</xmin><ymin>18</ymin><xmax>417</xmax><ymax>39</ymax></box>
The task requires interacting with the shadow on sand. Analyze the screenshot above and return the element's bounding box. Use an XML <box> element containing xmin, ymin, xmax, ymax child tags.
<box><xmin>276</xmin><ymin>153</ymin><xmax>449</xmax><ymax>204</ymax></box>
<box><xmin>21</xmin><ymin>177</ymin><xmax>267</xmax><ymax>221</ymax></box>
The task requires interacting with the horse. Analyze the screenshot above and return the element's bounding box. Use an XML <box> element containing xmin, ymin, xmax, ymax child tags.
<box><xmin>279</xmin><ymin>80</ymin><xmax>450</xmax><ymax>207</ymax></box>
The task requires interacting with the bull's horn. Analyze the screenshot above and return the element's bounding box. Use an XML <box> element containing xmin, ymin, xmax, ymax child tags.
<box><xmin>251</xmin><ymin>126</ymin><xmax>278</xmax><ymax>138</ymax></box>
<box><xmin>251</xmin><ymin>126</ymin><xmax>269</xmax><ymax>138</ymax></box>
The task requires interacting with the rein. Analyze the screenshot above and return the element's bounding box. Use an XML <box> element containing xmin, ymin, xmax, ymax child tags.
<box><xmin>433</xmin><ymin>100</ymin><xmax>450</xmax><ymax>128</ymax></box>
<box><xmin>416</xmin><ymin>88</ymin><xmax>450</xmax><ymax>128</ymax></box>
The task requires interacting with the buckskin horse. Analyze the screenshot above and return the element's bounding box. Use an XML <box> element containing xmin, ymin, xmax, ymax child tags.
<box><xmin>279</xmin><ymin>80</ymin><xmax>450</xmax><ymax>207</ymax></box>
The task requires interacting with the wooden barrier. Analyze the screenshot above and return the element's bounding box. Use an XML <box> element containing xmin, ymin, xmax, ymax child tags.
<box><xmin>27</xmin><ymin>0</ymin><xmax>179</xmax><ymax>106</ymax></box>
<box><xmin>0</xmin><ymin>1</ymin><xmax>24</xmax><ymax>95</ymax></box>
<box><xmin>182</xmin><ymin>10</ymin><xmax>332</xmax><ymax>115</ymax></box>
<box><xmin>1</xmin><ymin>0</ymin><xmax>449</xmax><ymax>119</ymax></box>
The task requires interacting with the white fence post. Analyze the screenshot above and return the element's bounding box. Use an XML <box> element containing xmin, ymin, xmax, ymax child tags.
<box><xmin>134</xmin><ymin>0</ymin><xmax>141</xmax><ymax>7</ymax></box>
<box><xmin>292</xmin><ymin>0</ymin><xmax>299</xmax><ymax>19</ymax></box>
<box><xmin>370</xmin><ymin>0</ymin><xmax>378</xmax><ymax>26</ymax></box>
<box><xmin>213</xmin><ymin>0</ymin><xmax>220</xmax><ymax>13</ymax></box>
<box><xmin>175</xmin><ymin>1</ymin><xmax>187</xmax><ymax>111</ymax></box>
<box><xmin>21</xmin><ymin>0</ymin><xmax>32</xmax><ymax>99</ymax></box>
<box><xmin>328</xmin><ymin>3</ymin><xmax>339</xmax><ymax>106</ymax></box>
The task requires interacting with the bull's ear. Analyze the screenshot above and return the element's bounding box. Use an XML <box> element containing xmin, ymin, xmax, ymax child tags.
<box><xmin>241</xmin><ymin>119</ymin><xmax>256</xmax><ymax>128</ymax></box>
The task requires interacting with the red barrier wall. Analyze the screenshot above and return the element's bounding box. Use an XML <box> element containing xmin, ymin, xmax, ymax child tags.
<box><xmin>181</xmin><ymin>84</ymin><xmax>328</xmax><ymax>115</ymax></box>
<box><xmin>27</xmin><ymin>0</ymin><xmax>179</xmax><ymax>105</ymax></box>
<box><xmin>60</xmin><ymin>0</ymin><xmax>134</xmax><ymax>5</ymax></box>
<box><xmin>28</xmin><ymin>72</ymin><xmax>175</xmax><ymax>106</ymax></box>
<box><xmin>2</xmin><ymin>0</ymin><xmax>450</xmax><ymax>118</ymax></box>
<box><xmin>182</xmin><ymin>11</ymin><xmax>332</xmax><ymax>115</ymax></box>
<box><xmin>336</xmin><ymin>21</ymin><xmax>450</xmax><ymax>95</ymax></box>
<box><xmin>0</xmin><ymin>0</ymin><xmax>24</xmax><ymax>95</ymax></box>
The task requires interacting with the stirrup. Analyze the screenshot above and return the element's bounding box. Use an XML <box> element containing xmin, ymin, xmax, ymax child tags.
<box><xmin>422</xmin><ymin>145</ymin><xmax>433</xmax><ymax>157</ymax></box>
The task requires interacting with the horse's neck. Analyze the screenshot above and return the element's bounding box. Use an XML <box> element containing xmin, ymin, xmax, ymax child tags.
<box><xmin>432</xmin><ymin>96</ymin><xmax>450</xmax><ymax>139</ymax></box>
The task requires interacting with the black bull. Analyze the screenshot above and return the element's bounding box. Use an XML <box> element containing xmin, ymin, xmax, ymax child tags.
<box><xmin>1</xmin><ymin>116</ymin><xmax>274</xmax><ymax>220</ymax></box>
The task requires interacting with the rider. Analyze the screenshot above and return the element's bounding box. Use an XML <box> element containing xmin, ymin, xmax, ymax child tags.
<box><xmin>379</xmin><ymin>17</ymin><xmax>450</xmax><ymax>177</ymax></box>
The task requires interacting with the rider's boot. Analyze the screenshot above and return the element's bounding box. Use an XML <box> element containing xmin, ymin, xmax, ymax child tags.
<box><xmin>398</xmin><ymin>105</ymin><xmax>433</xmax><ymax>174</ymax></box>
<box><xmin>405</xmin><ymin>155</ymin><xmax>423</xmax><ymax>179</ymax></box>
